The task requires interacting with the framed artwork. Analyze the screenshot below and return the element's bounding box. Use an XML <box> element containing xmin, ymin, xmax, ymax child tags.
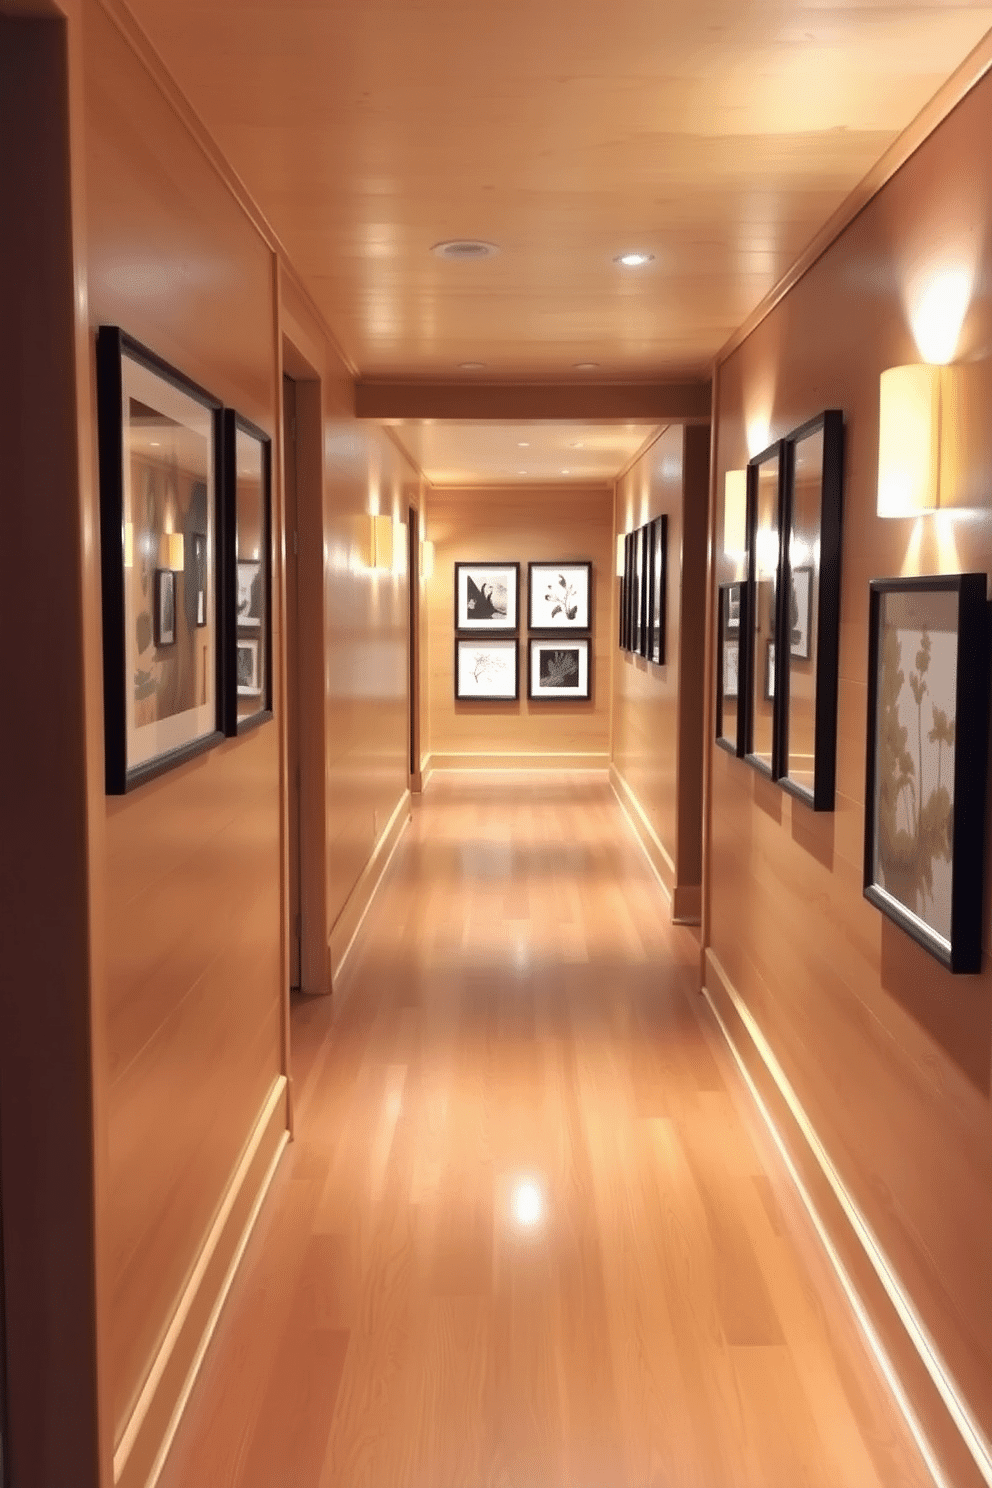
<box><xmin>618</xmin><ymin>538</ymin><xmax>628</xmax><ymax>650</ymax></box>
<box><xmin>716</xmin><ymin>582</ymin><xmax>745</xmax><ymax>756</ymax></box>
<box><xmin>764</xmin><ymin>640</ymin><xmax>775</xmax><ymax>701</ymax></box>
<box><xmin>744</xmin><ymin>440</ymin><xmax>784</xmax><ymax>777</ymax></box>
<box><xmin>455</xmin><ymin>561</ymin><xmax>519</xmax><ymax>632</ymax></box>
<box><xmin>624</xmin><ymin>532</ymin><xmax>635</xmax><ymax>651</ymax></box>
<box><xmin>632</xmin><ymin>527</ymin><xmax>644</xmax><ymax>656</ymax></box>
<box><xmin>529</xmin><ymin>560</ymin><xmax>591</xmax><ymax>631</ymax></box>
<box><xmin>95</xmin><ymin>326</ymin><xmax>223</xmax><ymax>794</ymax></box>
<box><xmin>236</xmin><ymin>638</ymin><xmax>261</xmax><ymax>696</ymax></box>
<box><xmin>455</xmin><ymin>637</ymin><xmax>519</xmax><ymax>700</ymax></box>
<box><xmin>528</xmin><ymin>637</ymin><xmax>591</xmax><ymax>701</ymax></box>
<box><xmin>779</xmin><ymin>410</ymin><xmax>844</xmax><ymax>810</ymax></box>
<box><xmin>864</xmin><ymin>574</ymin><xmax>989</xmax><ymax>973</ymax></box>
<box><xmin>647</xmin><ymin>514</ymin><xmax>667</xmax><ymax>665</ymax></box>
<box><xmin>223</xmin><ymin>411</ymin><xmax>273</xmax><ymax>734</ymax></box>
<box><xmin>154</xmin><ymin>569</ymin><xmax>176</xmax><ymax>646</ymax></box>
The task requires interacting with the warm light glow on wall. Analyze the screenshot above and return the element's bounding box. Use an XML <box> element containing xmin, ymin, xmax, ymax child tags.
<box><xmin>616</xmin><ymin>534</ymin><xmax>625</xmax><ymax>576</ymax></box>
<box><xmin>908</xmin><ymin>265</ymin><xmax>973</xmax><ymax>365</ymax></box>
<box><xmin>723</xmin><ymin>470</ymin><xmax>747</xmax><ymax>555</ymax></box>
<box><xmin>877</xmin><ymin>365</ymin><xmax>940</xmax><ymax>517</ymax></box>
<box><xmin>420</xmin><ymin>539</ymin><xmax>435</xmax><ymax>579</ymax></box>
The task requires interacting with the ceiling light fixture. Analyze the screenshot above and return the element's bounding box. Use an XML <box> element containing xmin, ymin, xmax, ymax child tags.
<box><xmin>431</xmin><ymin>239</ymin><xmax>499</xmax><ymax>260</ymax></box>
<box><xmin>458</xmin><ymin>361</ymin><xmax>486</xmax><ymax>371</ymax></box>
<box><xmin>561</xmin><ymin>469</ymin><xmax>571</xmax><ymax>475</ymax></box>
<box><xmin>574</xmin><ymin>362</ymin><xmax>599</xmax><ymax>372</ymax></box>
<box><xmin>517</xmin><ymin>441</ymin><xmax>530</xmax><ymax>448</ymax></box>
<box><xmin>614</xmin><ymin>251</ymin><xmax>654</xmax><ymax>267</ymax></box>
<box><xmin>570</xmin><ymin>441</ymin><xmax>584</xmax><ymax>449</ymax></box>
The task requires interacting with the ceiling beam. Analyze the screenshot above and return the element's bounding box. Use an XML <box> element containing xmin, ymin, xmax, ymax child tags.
<box><xmin>354</xmin><ymin>379</ymin><xmax>711</xmax><ymax>425</ymax></box>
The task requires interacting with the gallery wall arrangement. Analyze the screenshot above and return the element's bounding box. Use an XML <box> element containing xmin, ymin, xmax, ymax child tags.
<box><xmin>618</xmin><ymin>514</ymin><xmax>667</xmax><ymax>665</ymax></box>
<box><xmin>454</xmin><ymin>558</ymin><xmax>594</xmax><ymax>703</ymax></box>
<box><xmin>96</xmin><ymin>326</ymin><xmax>274</xmax><ymax>792</ymax></box>
<box><xmin>715</xmin><ymin>409</ymin><xmax>844</xmax><ymax>812</ymax></box>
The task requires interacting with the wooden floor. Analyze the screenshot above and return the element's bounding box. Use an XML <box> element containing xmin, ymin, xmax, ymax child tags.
<box><xmin>157</xmin><ymin>772</ymin><xmax>933</xmax><ymax>1488</ymax></box>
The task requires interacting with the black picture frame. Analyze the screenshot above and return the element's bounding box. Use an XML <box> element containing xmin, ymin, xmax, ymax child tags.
<box><xmin>528</xmin><ymin>560</ymin><xmax>592</xmax><ymax>632</ymax></box>
<box><xmin>154</xmin><ymin>569</ymin><xmax>176</xmax><ymax>646</ymax></box>
<box><xmin>646</xmin><ymin>514</ymin><xmax>668</xmax><ymax>665</ymax></box>
<box><xmin>618</xmin><ymin>537</ymin><xmax>628</xmax><ymax>650</ymax></box>
<box><xmin>716</xmin><ymin>581</ymin><xmax>747</xmax><ymax>756</ymax></box>
<box><xmin>864</xmin><ymin>573</ymin><xmax>989</xmax><ymax>974</ymax></box>
<box><xmin>528</xmin><ymin>636</ymin><xmax>592</xmax><ymax>701</ymax></box>
<box><xmin>95</xmin><ymin>325</ymin><xmax>223</xmax><ymax>794</ymax></box>
<box><xmin>454</xmin><ymin>636</ymin><xmax>519</xmax><ymax>700</ymax></box>
<box><xmin>744</xmin><ymin>440</ymin><xmax>786</xmax><ymax>779</ymax></box>
<box><xmin>222</xmin><ymin>410</ymin><xmax>273</xmax><ymax>736</ymax></box>
<box><xmin>454</xmin><ymin>561</ymin><xmax>520</xmax><ymax>633</ymax></box>
<box><xmin>778</xmin><ymin>409</ymin><xmax>844</xmax><ymax>812</ymax></box>
<box><xmin>624</xmin><ymin>531</ymin><xmax>635</xmax><ymax>650</ymax></box>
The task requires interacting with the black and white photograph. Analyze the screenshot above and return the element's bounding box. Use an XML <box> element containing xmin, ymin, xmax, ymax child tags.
<box><xmin>864</xmin><ymin>574</ymin><xmax>989</xmax><ymax>972</ymax></box>
<box><xmin>192</xmin><ymin>533</ymin><xmax>207</xmax><ymax>626</ymax></box>
<box><xmin>528</xmin><ymin>637</ymin><xmax>591</xmax><ymax>701</ymax></box>
<box><xmin>790</xmin><ymin>564</ymin><xmax>813</xmax><ymax>658</ymax></box>
<box><xmin>648</xmin><ymin>515</ymin><xmax>667</xmax><ymax>665</ymax></box>
<box><xmin>528</xmin><ymin>561</ymin><xmax>592</xmax><ymax>631</ymax></box>
<box><xmin>764</xmin><ymin>639</ymin><xmax>775</xmax><ymax>701</ymax></box>
<box><xmin>154</xmin><ymin>567</ymin><xmax>176</xmax><ymax>646</ymax></box>
<box><xmin>455</xmin><ymin>562</ymin><xmax>519</xmax><ymax>632</ymax></box>
<box><xmin>726</xmin><ymin>587</ymin><xmax>740</xmax><ymax>632</ymax></box>
<box><xmin>455</xmin><ymin>637</ymin><xmax>519</xmax><ymax>700</ymax></box>
<box><xmin>237</xmin><ymin>560</ymin><xmax>262</xmax><ymax>627</ymax></box>
<box><xmin>723</xmin><ymin>641</ymin><xmax>739</xmax><ymax>701</ymax></box>
<box><xmin>236</xmin><ymin>638</ymin><xmax>262</xmax><ymax>696</ymax></box>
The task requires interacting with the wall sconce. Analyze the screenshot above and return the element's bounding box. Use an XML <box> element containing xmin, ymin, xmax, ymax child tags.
<box><xmin>616</xmin><ymin>533</ymin><xmax>626</xmax><ymax>576</ymax></box>
<box><xmin>371</xmin><ymin>513</ymin><xmax>394</xmax><ymax>571</ymax></box>
<box><xmin>723</xmin><ymin>469</ymin><xmax>747</xmax><ymax>554</ymax></box>
<box><xmin>877</xmin><ymin>364</ymin><xmax>941</xmax><ymax>517</ymax></box>
<box><xmin>420</xmin><ymin>539</ymin><xmax>435</xmax><ymax>579</ymax></box>
<box><xmin>158</xmin><ymin>531</ymin><xmax>185</xmax><ymax>570</ymax></box>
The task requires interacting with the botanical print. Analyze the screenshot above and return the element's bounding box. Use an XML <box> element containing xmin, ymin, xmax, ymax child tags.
<box><xmin>456</xmin><ymin>564</ymin><xmax>518</xmax><ymax>631</ymax></box>
<box><xmin>530</xmin><ymin>638</ymin><xmax>590</xmax><ymax>699</ymax></box>
<box><xmin>456</xmin><ymin>638</ymin><xmax>517</xmax><ymax>698</ymax></box>
<box><xmin>540</xmin><ymin>648</ymin><xmax>579</xmax><ymax>688</ymax></box>
<box><xmin>874</xmin><ymin>590</ymin><xmax>956</xmax><ymax>944</ymax></box>
<box><xmin>529</xmin><ymin>562</ymin><xmax>590</xmax><ymax>629</ymax></box>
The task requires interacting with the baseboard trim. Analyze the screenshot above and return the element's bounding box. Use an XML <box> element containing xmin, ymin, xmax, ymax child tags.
<box><xmin>609</xmin><ymin>764</ymin><xmax>679</xmax><ymax>908</ymax></box>
<box><xmin>430</xmin><ymin>751</ymin><xmax>610</xmax><ymax>771</ymax></box>
<box><xmin>329</xmin><ymin>790</ymin><xmax>411</xmax><ymax>985</ymax></box>
<box><xmin>115</xmin><ymin>1075</ymin><xmax>289</xmax><ymax>1488</ymax></box>
<box><xmin>703</xmin><ymin>949</ymin><xmax>992</xmax><ymax>1488</ymax></box>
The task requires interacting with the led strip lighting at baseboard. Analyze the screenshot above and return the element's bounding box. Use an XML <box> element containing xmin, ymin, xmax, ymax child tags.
<box><xmin>703</xmin><ymin>970</ymin><xmax>992</xmax><ymax>1488</ymax></box>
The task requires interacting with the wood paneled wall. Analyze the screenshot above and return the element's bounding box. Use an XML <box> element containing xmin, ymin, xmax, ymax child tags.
<box><xmin>425</xmin><ymin>484</ymin><xmax>613</xmax><ymax>766</ymax></box>
<box><xmin>706</xmin><ymin>62</ymin><xmax>992</xmax><ymax>1480</ymax></box>
<box><xmin>613</xmin><ymin>425</ymin><xmax>709</xmax><ymax>918</ymax></box>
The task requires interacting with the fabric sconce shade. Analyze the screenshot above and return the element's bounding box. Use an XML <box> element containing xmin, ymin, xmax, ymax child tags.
<box><xmin>371</xmin><ymin>513</ymin><xmax>394</xmax><ymax>571</ymax></box>
<box><xmin>877</xmin><ymin>364</ymin><xmax>941</xmax><ymax>517</ymax></box>
<box><xmin>616</xmin><ymin>534</ymin><xmax>625</xmax><ymax>576</ymax></box>
<box><xmin>723</xmin><ymin>469</ymin><xmax>747</xmax><ymax>555</ymax></box>
<box><xmin>159</xmin><ymin>532</ymin><xmax>184</xmax><ymax>570</ymax></box>
<box><xmin>420</xmin><ymin>539</ymin><xmax>435</xmax><ymax>579</ymax></box>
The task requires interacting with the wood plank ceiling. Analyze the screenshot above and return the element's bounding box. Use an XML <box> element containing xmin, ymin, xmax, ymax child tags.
<box><xmin>117</xmin><ymin>0</ymin><xmax>992</xmax><ymax>480</ymax></box>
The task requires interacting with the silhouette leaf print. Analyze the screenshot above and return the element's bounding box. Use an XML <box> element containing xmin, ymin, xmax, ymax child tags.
<box><xmin>542</xmin><ymin>650</ymin><xmax>579</xmax><ymax>687</ymax></box>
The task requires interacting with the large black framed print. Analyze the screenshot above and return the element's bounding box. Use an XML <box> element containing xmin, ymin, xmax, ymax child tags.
<box><xmin>779</xmin><ymin>410</ymin><xmax>844</xmax><ymax>810</ymax></box>
<box><xmin>864</xmin><ymin>574</ymin><xmax>989</xmax><ymax>973</ymax></box>
<box><xmin>716</xmin><ymin>582</ymin><xmax>745</xmax><ymax>756</ymax></box>
<box><xmin>744</xmin><ymin>440</ymin><xmax>785</xmax><ymax>778</ymax></box>
<box><xmin>647</xmin><ymin>514</ymin><xmax>667</xmax><ymax>665</ymax></box>
<box><xmin>223</xmin><ymin>411</ymin><xmax>273</xmax><ymax>734</ymax></box>
<box><xmin>96</xmin><ymin>327</ymin><xmax>223</xmax><ymax>793</ymax></box>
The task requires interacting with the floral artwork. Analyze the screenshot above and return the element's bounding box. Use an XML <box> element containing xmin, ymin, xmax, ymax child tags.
<box><xmin>528</xmin><ymin>561</ymin><xmax>591</xmax><ymax>630</ymax></box>
<box><xmin>529</xmin><ymin>637</ymin><xmax>590</xmax><ymax>699</ymax></box>
<box><xmin>455</xmin><ymin>563</ymin><xmax>519</xmax><ymax>632</ymax></box>
<box><xmin>455</xmin><ymin>637</ymin><xmax>518</xmax><ymax>699</ymax></box>
<box><xmin>873</xmin><ymin>590</ymin><xmax>957</xmax><ymax>944</ymax></box>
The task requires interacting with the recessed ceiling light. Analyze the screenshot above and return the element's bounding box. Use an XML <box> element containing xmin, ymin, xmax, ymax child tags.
<box><xmin>431</xmin><ymin>239</ymin><xmax>499</xmax><ymax>260</ymax></box>
<box><xmin>614</xmin><ymin>251</ymin><xmax>654</xmax><ymax>267</ymax></box>
<box><xmin>570</xmin><ymin>441</ymin><xmax>584</xmax><ymax>449</ymax></box>
<box><xmin>561</xmin><ymin>469</ymin><xmax>571</xmax><ymax>475</ymax></box>
<box><xmin>574</xmin><ymin>362</ymin><xmax>599</xmax><ymax>372</ymax></box>
<box><xmin>518</xmin><ymin>469</ymin><xmax>527</xmax><ymax>475</ymax></box>
<box><xmin>458</xmin><ymin>361</ymin><xmax>486</xmax><ymax>371</ymax></box>
<box><xmin>517</xmin><ymin>441</ymin><xmax>530</xmax><ymax>447</ymax></box>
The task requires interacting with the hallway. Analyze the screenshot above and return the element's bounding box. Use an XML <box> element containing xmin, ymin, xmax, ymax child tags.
<box><xmin>157</xmin><ymin>773</ymin><xmax>932</xmax><ymax>1488</ymax></box>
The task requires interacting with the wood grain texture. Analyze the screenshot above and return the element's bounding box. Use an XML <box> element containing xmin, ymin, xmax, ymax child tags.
<box><xmin>613</xmin><ymin>425</ymin><xmax>708</xmax><ymax>912</ymax></box>
<box><xmin>156</xmin><ymin>774</ymin><xmax>934</xmax><ymax>1488</ymax></box>
<box><xmin>708</xmin><ymin>55</ymin><xmax>992</xmax><ymax>1464</ymax></box>
<box><xmin>426</xmin><ymin>485</ymin><xmax>613</xmax><ymax>761</ymax></box>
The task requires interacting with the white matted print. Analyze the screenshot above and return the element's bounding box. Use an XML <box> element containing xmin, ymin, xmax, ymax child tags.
<box><xmin>528</xmin><ymin>637</ymin><xmax>591</xmax><ymax>700</ymax></box>
<box><xmin>528</xmin><ymin>561</ymin><xmax>591</xmax><ymax>630</ymax></box>
<box><xmin>455</xmin><ymin>637</ymin><xmax>519</xmax><ymax>700</ymax></box>
<box><xmin>237</xmin><ymin>638</ymin><xmax>262</xmax><ymax>696</ymax></box>
<box><xmin>455</xmin><ymin>562</ymin><xmax>519</xmax><ymax>631</ymax></box>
